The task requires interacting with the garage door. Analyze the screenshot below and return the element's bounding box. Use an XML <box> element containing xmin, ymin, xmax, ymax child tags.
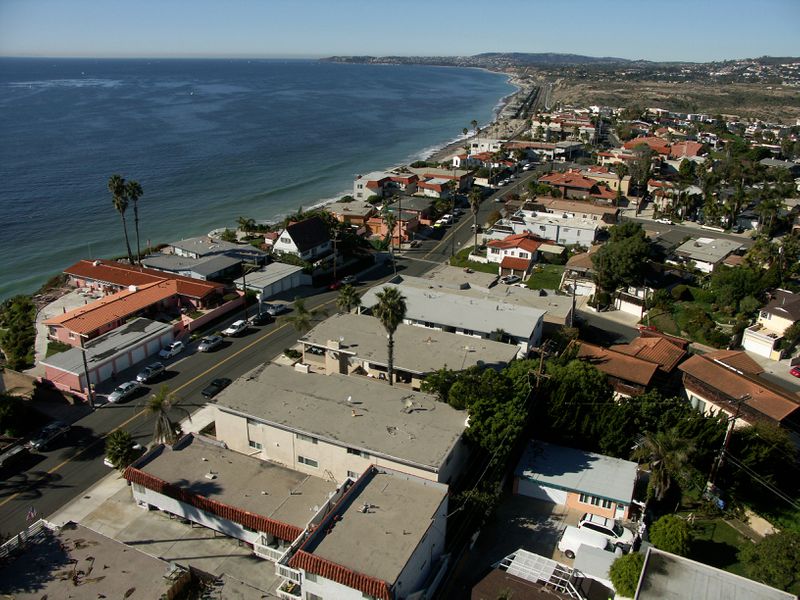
<box><xmin>131</xmin><ymin>344</ymin><xmax>146</xmax><ymax>365</ymax></box>
<box><xmin>146</xmin><ymin>339</ymin><xmax>161</xmax><ymax>356</ymax></box>
<box><xmin>115</xmin><ymin>353</ymin><xmax>131</xmax><ymax>372</ymax></box>
<box><xmin>517</xmin><ymin>478</ymin><xmax>568</xmax><ymax>504</ymax></box>
<box><xmin>98</xmin><ymin>362</ymin><xmax>114</xmax><ymax>383</ymax></box>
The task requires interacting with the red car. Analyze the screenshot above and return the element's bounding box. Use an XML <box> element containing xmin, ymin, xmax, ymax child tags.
<box><xmin>790</xmin><ymin>366</ymin><xmax>800</xmax><ymax>378</ymax></box>
<box><xmin>328</xmin><ymin>280</ymin><xmax>342</xmax><ymax>291</ymax></box>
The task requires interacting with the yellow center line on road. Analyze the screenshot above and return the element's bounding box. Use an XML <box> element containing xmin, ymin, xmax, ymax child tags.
<box><xmin>0</xmin><ymin>296</ymin><xmax>341</xmax><ymax>510</ymax></box>
<box><xmin>422</xmin><ymin>216</ymin><xmax>472</xmax><ymax>261</ymax></box>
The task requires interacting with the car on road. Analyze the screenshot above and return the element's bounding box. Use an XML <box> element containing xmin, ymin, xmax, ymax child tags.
<box><xmin>107</xmin><ymin>380</ymin><xmax>140</xmax><ymax>403</ymax></box>
<box><xmin>790</xmin><ymin>366</ymin><xmax>800</xmax><ymax>378</ymax></box>
<box><xmin>328</xmin><ymin>280</ymin><xmax>343</xmax><ymax>290</ymax></box>
<box><xmin>577</xmin><ymin>513</ymin><xmax>635</xmax><ymax>548</ymax></box>
<box><xmin>222</xmin><ymin>319</ymin><xmax>248</xmax><ymax>336</ymax></box>
<box><xmin>135</xmin><ymin>362</ymin><xmax>165</xmax><ymax>383</ymax></box>
<box><xmin>499</xmin><ymin>274</ymin><xmax>521</xmax><ymax>285</ymax></box>
<box><xmin>655</xmin><ymin>218</ymin><xmax>672</xmax><ymax>225</ymax></box>
<box><xmin>452</xmin><ymin>208</ymin><xmax>464</xmax><ymax>216</ymax></box>
<box><xmin>201</xmin><ymin>377</ymin><xmax>232</xmax><ymax>399</ymax></box>
<box><xmin>341</xmin><ymin>275</ymin><xmax>357</xmax><ymax>285</ymax></box>
<box><xmin>497</xmin><ymin>180</ymin><xmax>508</xmax><ymax>186</ymax></box>
<box><xmin>264</xmin><ymin>303</ymin><xmax>291</xmax><ymax>316</ymax></box>
<box><xmin>159</xmin><ymin>341</ymin><xmax>185</xmax><ymax>359</ymax></box>
<box><xmin>27</xmin><ymin>421</ymin><xmax>71</xmax><ymax>451</ymax></box>
<box><xmin>523</xmin><ymin>164</ymin><xmax>532</xmax><ymax>171</ymax></box>
<box><xmin>198</xmin><ymin>335</ymin><xmax>224</xmax><ymax>352</ymax></box>
<box><xmin>249</xmin><ymin>311</ymin><xmax>273</xmax><ymax>326</ymax></box>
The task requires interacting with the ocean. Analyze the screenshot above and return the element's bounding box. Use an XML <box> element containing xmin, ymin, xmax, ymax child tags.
<box><xmin>0</xmin><ymin>58</ymin><xmax>514</xmax><ymax>301</ymax></box>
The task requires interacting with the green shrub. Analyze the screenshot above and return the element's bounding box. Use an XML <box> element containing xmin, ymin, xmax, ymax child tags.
<box><xmin>650</xmin><ymin>514</ymin><xmax>692</xmax><ymax>556</ymax></box>
<box><xmin>671</xmin><ymin>284</ymin><xmax>691</xmax><ymax>301</ymax></box>
<box><xmin>609</xmin><ymin>553</ymin><xmax>645</xmax><ymax>597</ymax></box>
<box><xmin>283</xmin><ymin>348</ymin><xmax>301</xmax><ymax>360</ymax></box>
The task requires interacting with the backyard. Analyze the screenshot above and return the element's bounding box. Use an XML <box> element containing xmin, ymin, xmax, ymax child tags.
<box><xmin>449</xmin><ymin>246</ymin><xmax>499</xmax><ymax>275</ymax></box>
<box><xmin>526</xmin><ymin>264</ymin><xmax>565</xmax><ymax>290</ymax></box>
<box><xmin>687</xmin><ymin>518</ymin><xmax>750</xmax><ymax>578</ymax></box>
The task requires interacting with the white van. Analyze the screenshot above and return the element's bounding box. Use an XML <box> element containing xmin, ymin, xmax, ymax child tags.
<box><xmin>557</xmin><ymin>525</ymin><xmax>612</xmax><ymax>559</ymax></box>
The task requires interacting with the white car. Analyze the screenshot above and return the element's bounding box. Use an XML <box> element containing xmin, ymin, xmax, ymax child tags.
<box><xmin>655</xmin><ymin>218</ymin><xmax>672</xmax><ymax>225</ymax></box>
<box><xmin>577</xmin><ymin>513</ymin><xmax>635</xmax><ymax>548</ymax></box>
<box><xmin>107</xmin><ymin>381</ymin><xmax>140</xmax><ymax>404</ymax></box>
<box><xmin>223</xmin><ymin>319</ymin><xmax>248</xmax><ymax>336</ymax></box>
<box><xmin>558</xmin><ymin>525</ymin><xmax>612</xmax><ymax>559</ymax></box>
<box><xmin>499</xmin><ymin>274</ymin><xmax>521</xmax><ymax>285</ymax></box>
<box><xmin>159</xmin><ymin>341</ymin><xmax>184</xmax><ymax>359</ymax></box>
<box><xmin>264</xmin><ymin>303</ymin><xmax>290</xmax><ymax>316</ymax></box>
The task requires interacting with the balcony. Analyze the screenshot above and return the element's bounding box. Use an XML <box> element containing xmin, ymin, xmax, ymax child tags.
<box><xmin>277</xmin><ymin>580</ymin><xmax>302</xmax><ymax>600</ymax></box>
<box><xmin>276</xmin><ymin>563</ymin><xmax>302</xmax><ymax>584</ymax></box>
<box><xmin>254</xmin><ymin>540</ymin><xmax>286</xmax><ymax>562</ymax></box>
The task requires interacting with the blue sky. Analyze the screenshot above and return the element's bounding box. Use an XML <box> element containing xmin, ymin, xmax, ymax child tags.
<box><xmin>1</xmin><ymin>0</ymin><xmax>798</xmax><ymax>62</ymax></box>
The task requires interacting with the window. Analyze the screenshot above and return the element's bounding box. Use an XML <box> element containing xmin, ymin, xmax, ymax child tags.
<box><xmin>519</xmin><ymin>252</ymin><xmax>528</xmax><ymax>259</ymax></box>
<box><xmin>347</xmin><ymin>470</ymin><xmax>359</xmax><ymax>479</ymax></box>
<box><xmin>296</xmin><ymin>433</ymin><xmax>318</xmax><ymax>444</ymax></box>
<box><xmin>306</xmin><ymin>592</ymin><xmax>323</xmax><ymax>600</ymax></box>
<box><xmin>132</xmin><ymin>482</ymin><xmax>145</xmax><ymax>494</ymax></box>
<box><xmin>347</xmin><ymin>448</ymin><xmax>370</xmax><ymax>459</ymax></box>
<box><xmin>248</xmin><ymin>440</ymin><xmax>262</xmax><ymax>450</ymax></box>
<box><xmin>305</xmin><ymin>573</ymin><xmax>317</xmax><ymax>583</ymax></box>
<box><xmin>578</xmin><ymin>493</ymin><xmax>612</xmax><ymax>509</ymax></box>
<box><xmin>281</xmin><ymin>237</ymin><xmax>291</xmax><ymax>244</ymax></box>
<box><xmin>298</xmin><ymin>456</ymin><xmax>318</xmax><ymax>468</ymax></box>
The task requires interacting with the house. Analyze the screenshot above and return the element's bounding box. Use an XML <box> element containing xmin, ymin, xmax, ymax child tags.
<box><xmin>486</xmin><ymin>210</ymin><xmax>599</xmax><ymax>249</ymax></box>
<box><xmin>635</xmin><ymin>547</ymin><xmax>796</xmax><ymax>600</ymax></box>
<box><xmin>272</xmin><ymin>217</ymin><xmax>333</xmax><ymax>262</ymax></box>
<box><xmin>523</xmin><ymin>197</ymin><xmax>619</xmax><ymax>224</ymax></box>
<box><xmin>514</xmin><ymin>440</ymin><xmax>639</xmax><ymax>520</ymax></box>
<box><xmin>359</xmin><ymin>278</ymin><xmax>545</xmax><ymax>357</ymax></box>
<box><xmin>742</xmin><ymin>289</ymin><xmax>800</xmax><ymax>359</ymax></box>
<box><xmin>280</xmin><ymin>466</ymin><xmax>449</xmax><ymax>600</ymax></box>
<box><xmin>578</xmin><ymin>342</ymin><xmax>660</xmax><ymax>397</ymax></box>
<box><xmin>596</xmin><ymin>148</ymin><xmax>638</xmax><ymax>168</ymax></box>
<box><xmin>486</xmin><ymin>233</ymin><xmax>543</xmax><ymax>278</ymax></box>
<box><xmin>0</xmin><ymin>521</ymin><xmax>191</xmax><ymax>600</ymax></box>
<box><xmin>611</xmin><ymin>331</ymin><xmax>688</xmax><ymax>377</ymax></box>
<box><xmin>353</xmin><ymin>171</ymin><xmax>420</xmax><ymax>201</ymax></box>
<box><xmin>213</xmin><ymin>363</ymin><xmax>469</xmax><ymax>484</ymax></box>
<box><xmin>125</xmin><ymin>433</ymin><xmax>343</xmax><ymax>562</ymax></box>
<box><xmin>41</xmin><ymin>318</ymin><xmax>173</xmax><ymax>397</ymax></box>
<box><xmin>759</xmin><ymin>157</ymin><xmax>800</xmax><ymax>177</ymax></box>
<box><xmin>560</xmin><ymin>245</ymin><xmax>601</xmax><ymax>296</ymax></box>
<box><xmin>408</xmin><ymin>166</ymin><xmax>473</xmax><ymax>192</ymax></box>
<box><xmin>416</xmin><ymin>177</ymin><xmax>452</xmax><ymax>199</ymax></box>
<box><xmin>679</xmin><ymin>350</ymin><xmax>800</xmax><ymax>431</ymax></box>
<box><xmin>297</xmin><ymin>313</ymin><xmax>519</xmax><ymax>389</ymax></box>
<box><xmin>672</xmin><ymin>237</ymin><xmax>742</xmax><ymax>273</ymax></box>
<box><xmin>324</xmin><ymin>199</ymin><xmax>377</xmax><ymax>230</ymax></box>
<box><xmin>581</xmin><ymin>165</ymin><xmax>632</xmax><ymax>197</ymax></box>
<box><xmin>141</xmin><ymin>252</ymin><xmax>241</xmax><ymax>281</ymax></box>
<box><xmin>234</xmin><ymin>262</ymin><xmax>310</xmax><ymax>301</ymax></box>
<box><xmin>538</xmin><ymin>170</ymin><xmax>604</xmax><ymax>200</ymax></box>
<box><xmin>167</xmin><ymin>235</ymin><xmax>267</xmax><ymax>264</ymax></box>
<box><xmin>623</xmin><ymin>136</ymin><xmax>671</xmax><ymax>156</ymax></box>
<box><xmin>366</xmin><ymin>210</ymin><xmax>419</xmax><ymax>244</ymax></box>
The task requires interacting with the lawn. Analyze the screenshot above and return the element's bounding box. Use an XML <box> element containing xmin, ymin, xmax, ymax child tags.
<box><xmin>688</xmin><ymin>518</ymin><xmax>749</xmax><ymax>578</ymax></box>
<box><xmin>526</xmin><ymin>264</ymin><xmax>565</xmax><ymax>290</ymax></box>
<box><xmin>449</xmin><ymin>246</ymin><xmax>499</xmax><ymax>275</ymax></box>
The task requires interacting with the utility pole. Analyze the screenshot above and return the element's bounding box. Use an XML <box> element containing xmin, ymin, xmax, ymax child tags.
<box><xmin>332</xmin><ymin>233</ymin><xmax>339</xmax><ymax>281</ymax></box>
<box><xmin>570</xmin><ymin>274</ymin><xmax>577</xmax><ymax>328</ymax></box>
<box><xmin>707</xmin><ymin>393</ymin><xmax>750</xmax><ymax>489</ymax></box>
<box><xmin>79</xmin><ymin>336</ymin><xmax>95</xmax><ymax>409</ymax></box>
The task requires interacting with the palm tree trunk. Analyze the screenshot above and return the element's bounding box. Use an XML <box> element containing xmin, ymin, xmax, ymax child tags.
<box><xmin>120</xmin><ymin>213</ymin><xmax>134</xmax><ymax>264</ymax></box>
<box><xmin>133</xmin><ymin>202</ymin><xmax>142</xmax><ymax>265</ymax></box>
<box><xmin>473</xmin><ymin>212</ymin><xmax>478</xmax><ymax>250</ymax></box>
<box><xmin>387</xmin><ymin>334</ymin><xmax>394</xmax><ymax>386</ymax></box>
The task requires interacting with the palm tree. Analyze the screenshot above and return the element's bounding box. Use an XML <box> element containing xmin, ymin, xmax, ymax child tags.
<box><xmin>336</xmin><ymin>284</ymin><xmax>361</xmax><ymax>313</ymax></box>
<box><xmin>108</xmin><ymin>174</ymin><xmax>134</xmax><ymax>264</ymax></box>
<box><xmin>382</xmin><ymin>208</ymin><xmax>397</xmax><ymax>275</ymax></box>
<box><xmin>125</xmin><ymin>180</ymin><xmax>144</xmax><ymax>264</ymax></box>
<box><xmin>104</xmin><ymin>429</ymin><xmax>139</xmax><ymax>470</ymax></box>
<box><xmin>145</xmin><ymin>385</ymin><xmax>188</xmax><ymax>445</ymax></box>
<box><xmin>237</xmin><ymin>216</ymin><xmax>256</xmax><ymax>235</ymax></box>
<box><xmin>471</xmin><ymin>119</ymin><xmax>478</xmax><ymax>132</ymax></box>
<box><xmin>372</xmin><ymin>287</ymin><xmax>407</xmax><ymax>386</ymax></box>
<box><xmin>632</xmin><ymin>428</ymin><xmax>694</xmax><ymax>501</ymax></box>
<box><xmin>469</xmin><ymin>187</ymin><xmax>482</xmax><ymax>250</ymax></box>
<box><xmin>286</xmin><ymin>297</ymin><xmax>327</xmax><ymax>335</ymax></box>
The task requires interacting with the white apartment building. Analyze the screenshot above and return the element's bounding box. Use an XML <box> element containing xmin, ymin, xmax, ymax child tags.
<box><xmin>486</xmin><ymin>211</ymin><xmax>599</xmax><ymax>249</ymax></box>
<box><xmin>742</xmin><ymin>290</ymin><xmax>800</xmax><ymax>359</ymax></box>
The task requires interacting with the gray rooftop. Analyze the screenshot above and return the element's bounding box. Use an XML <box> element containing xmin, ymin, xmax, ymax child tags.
<box><xmin>359</xmin><ymin>277</ymin><xmax>545</xmax><ymax>340</ymax></box>
<box><xmin>636</xmin><ymin>547</ymin><xmax>796</xmax><ymax>600</ymax></box>
<box><xmin>169</xmin><ymin>236</ymin><xmax>267</xmax><ymax>258</ymax></box>
<box><xmin>143</xmin><ymin>252</ymin><xmax>241</xmax><ymax>276</ymax></box>
<box><xmin>408</xmin><ymin>166</ymin><xmax>470</xmax><ymax>178</ymax></box>
<box><xmin>573</xmin><ymin>544</ymin><xmax>616</xmax><ymax>584</ymax></box>
<box><xmin>135</xmin><ymin>434</ymin><xmax>336</xmax><ymax>530</ymax></box>
<box><xmin>674</xmin><ymin>237</ymin><xmax>741</xmax><ymax>264</ymax></box>
<box><xmin>419</xmin><ymin>264</ymin><xmax>497</xmax><ymax>289</ymax></box>
<box><xmin>301</xmin><ymin>313</ymin><xmax>518</xmax><ymax>373</ymax></box>
<box><xmin>41</xmin><ymin>318</ymin><xmax>172</xmax><ymax>375</ymax></box>
<box><xmin>388</xmin><ymin>195</ymin><xmax>435</xmax><ymax>213</ymax></box>
<box><xmin>324</xmin><ymin>200</ymin><xmax>376</xmax><ymax>218</ymax></box>
<box><xmin>512</xmin><ymin>211</ymin><xmax>601</xmax><ymax>230</ymax></box>
<box><xmin>515</xmin><ymin>440</ymin><xmax>638</xmax><ymax>505</ymax></box>
<box><xmin>235</xmin><ymin>262</ymin><xmax>304</xmax><ymax>290</ymax></box>
<box><xmin>309</xmin><ymin>469</ymin><xmax>447</xmax><ymax>585</ymax></box>
<box><xmin>0</xmin><ymin>521</ymin><xmax>181</xmax><ymax>599</ymax></box>
<box><xmin>215</xmin><ymin>364</ymin><xmax>466</xmax><ymax>472</ymax></box>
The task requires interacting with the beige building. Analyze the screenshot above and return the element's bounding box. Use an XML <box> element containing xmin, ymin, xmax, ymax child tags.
<box><xmin>214</xmin><ymin>363</ymin><xmax>469</xmax><ymax>484</ymax></box>
<box><xmin>742</xmin><ymin>290</ymin><xmax>800</xmax><ymax>359</ymax></box>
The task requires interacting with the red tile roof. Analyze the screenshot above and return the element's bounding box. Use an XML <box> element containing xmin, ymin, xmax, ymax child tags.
<box><xmin>679</xmin><ymin>354</ymin><xmax>800</xmax><ymax>423</ymax></box>
<box><xmin>64</xmin><ymin>259</ymin><xmax>222</xmax><ymax>299</ymax></box>
<box><xmin>578</xmin><ymin>342</ymin><xmax>659</xmax><ymax>386</ymax></box>
<box><xmin>611</xmin><ymin>335</ymin><xmax>687</xmax><ymax>373</ymax></box>
<box><xmin>125</xmin><ymin>467</ymin><xmax>303</xmax><ymax>543</ymax></box>
<box><xmin>539</xmin><ymin>171</ymin><xmax>597</xmax><ymax>190</ymax></box>
<box><xmin>487</xmin><ymin>233</ymin><xmax>542</xmax><ymax>253</ymax></box>
<box><xmin>623</xmin><ymin>136</ymin><xmax>671</xmax><ymax>155</ymax></box>
<box><xmin>670</xmin><ymin>141</ymin><xmax>704</xmax><ymax>159</ymax></box>
<box><xmin>289</xmin><ymin>550</ymin><xmax>391</xmax><ymax>600</ymax></box>
<box><xmin>704</xmin><ymin>350</ymin><xmax>764</xmax><ymax>375</ymax></box>
<box><xmin>44</xmin><ymin>281</ymin><xmax>178</xmax><ymax>335</ymax></box>
<box><xmin>500</xmin><ymin>256</ymin><xmax>532</xmax><ymax>271</ymax></box>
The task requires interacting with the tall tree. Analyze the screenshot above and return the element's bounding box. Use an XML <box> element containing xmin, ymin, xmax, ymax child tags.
<box><xmin>632</xmin><ymin>428</ymin><xmax>694</xmax><ymax>501</ymax></box>
<box><xmin>372</xmin><ymin>287</ymin><xmax>407</xmax><ymax>386</ymax></box>
<box><xmin>237</xmin><ymin>216</ymin><xmax>256</xmax><ymax>235</ymax></box>
<box><xmin>145</xmin><ymin>385</ymin><xmax>187</xmax><ymax>445</ymax></box>
<box><xmin>470</xmin><ymin>119</ymin><xmax>478</xmax><ymax>132</ymax></box>
<box><xmin>104</xmin><ymin>429</ymin><xmax>139</xmax><ymax>470</ymax></box>
<box><xmin>125</xmin><ymin>180</ymin><xmax>144</xmax><ymax>264</ymax></box>
<box><xmin>108</xmin><ymin>174</ymin><xmax>134</xmax><ymax>264</ymax></box>
<box><xmin>469</xmin><ymin>187</ymin><xmax>482</xmax><ymax>249</ymax></box>
<box><xmin>382</xmin><ymin>208</ymin><xmax>397</xmax><ymax>274</ymax></box>
<box><xmin>286</xmin><ymin>297</ymin><xmax>326</xmax><ymax>334</ymax></box>
<box><xmin>336</xmin><ymin>284</ymin><xmax>361</xmax><ymax>313</ymax></box>
<box><xmin>739</xmin><ymin>531</ymin><xmax>800</xmax><ymax>592</ymax></box>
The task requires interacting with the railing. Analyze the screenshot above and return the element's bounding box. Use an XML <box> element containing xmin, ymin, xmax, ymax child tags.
<box><xmin>277</xmin><ymin>580</ymin><xmax>302</xmax><ymax>599</ymax></box>
<box><xmin>0</xmin><ymin>519</ymin><xmax>51</xmax><ymax>559</ymax></box>
<box><xmin>254</xmin><ymin>541</ymin><xmax>286</xmax><ymax>562</ymax></box>
<box><xmin>744</xmin><ymin>324</ymin><xmax>781</xmax><ymax>342</ymax></box>
<box><xmin>276</xmin><ymin>563</ymin><xmax>302</xmax><ymax>584</ymax></box>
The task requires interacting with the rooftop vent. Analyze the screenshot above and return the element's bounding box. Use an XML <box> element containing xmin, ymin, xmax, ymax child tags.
<box><xmin>205</xmin><ymin>472</ymin><xmax>217</xmax><ymax>480</ymax></box>
<box><xmin>92</xmin><ymin>260</ymin><xmax>100</xmax><ymax>267</ymax></box>
<box><xmin>128</xmin><ymin>285</ymin><xmax>138</xmax><ymax>292</ymax></box>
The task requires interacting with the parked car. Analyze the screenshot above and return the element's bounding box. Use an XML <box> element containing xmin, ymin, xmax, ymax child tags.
<box><xmin>222</xmin><ymin>319</ymin><xmax>248</xmax><ymax>336</ymax></box>
<box><xmin>577</xmin><ymin>513</ymin><xmax>635</xmax><ymax>548</ymax></box>
<box><xmin>264</xmin><ymin>303</ymin><xmax>291</xmax><ymax>316</ymax></box>
<box><xmin>790</xmin><ymin>366</ymin><xmax>800</xmax><ymax>378</ymax></box>
<box><xmin>498</xmin><ymin>180</ymin><xmax>508</xmax><ymax>187</ymax></box>
<box><xmin>159</xmin><ymin>341</ymin><xmax>184</xmax><ymax>359</ymax></box>
<box><xmin>27</xmin><ymin>421</ymin><xmax>71</xmax><ymax>451</ymax></box>
<box><xmin>655</xmin><ymin>218</ymin><xmax>672</xmax><ymax>225</ymax></box>
<box><xmin>499</xmin><ymin>274</ymin><xmax>521</xmax><ymax>285</ymax></box>
<box><xmin>135</xmin><ymin>362</ymin><xmax>165</xmax><ymax>383</ymax></box>
<box><xmin>198</xmin><ymin>335</ymin><xmax>224</xmax><ymax>352</ymax></box>
<box><xmin>452</xmin><ymin>208</ymin><xmax>464</xmax><ymax>216</ymax></box>
<box><xmin>107</xmin><ymin>381</ymin><xmax>140</xmax><ymax>404</ymax></box>
<box><xmin>329</xmin><ymin>280</ymin><xmax>343</xmax><ymax>290</ymax></box>
<box><xmin>341</xmin><ymin>275</ymin><xmax>357</xmax><ymax>285</ymax></box>
<box><xmin>201</xmin><ymin>377</ymin><xmax>232</xmax><ymax>399</ymax></box>
<box><xmin>249</xmin><ymin>311</ymin><xmax>273</xmax><ymax>326</ymax></box>
<box><xmin>558</xmin><ymin>525</ymin><xmax>612</xmax><ymax>559</ymax></box>
<box><xmin>0</xmin><ymin>443</ymin><xmax>29</xmax><ymax>468</ymax></box>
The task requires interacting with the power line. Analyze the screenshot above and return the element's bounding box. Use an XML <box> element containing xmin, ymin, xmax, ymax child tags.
<box><xmin>724</xmin><ymin>454</ymin><xmax>800</xmax><ymax>511</ymax></box>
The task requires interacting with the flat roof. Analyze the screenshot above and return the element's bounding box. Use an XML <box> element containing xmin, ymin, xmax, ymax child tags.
<box><xmin>636</xmin><ymin>547</ymin><xmax>796</xmax><ymax>600</ymax></box>
<box><xmin>675</xmin><ymin>237</ymin><xmax>741</xmax><ymax>264</ymax></box>
<box><xmin>143</xmin><ymin>252</ymin><xmax>241</xmax><ymax>276</ymax></box>
<box><xmin>419</xmin><ymin>264</ymin><xmax>498</xmax><ymax>289</ymax></box>
<box><xmin>133</xmin><ymin>434</ymin><xmax>336</xmax><ymax>531</ymax></box>
<box><xmin>235</xmin><ymin>262</ymin><xmax>304</xmax><ymax>289</ymax></box>
<box><xmin>215</xmin><ymin>364</ymin><xmax>466</xmax><ymax>472</ymax></box>
<box><xmin>41</xmin><ymin>318</ymin><xmax>172</xmax><ymax>375</ymax></box>
<box><xmin>513</xmin><ymin>212</ymin><xmax>600</xmax><ymax>230</ymax></box>
<box><xmin>325</xmin><ymin>200</ymin><xmax>376</xmax><ymax>218</ymax></box>
<box><xmin>0</xmin><ymin>521</ymin><xmax>180</xmax><ymax>599</ymax></box>
<box><xmin>301</xmin><ymin>313</ymin><xmax>518</xmax><ymax>373</ymax></box>
<box><xmin>294</xmin><ymin>468</ymin><xmax>447</xmax><ymax>586</ymax></box>
<box><xmin>515</xmin><ymin>440</ymin><xmax>638</xmax><ymax>505</ymax></box>
<box><xmin>359</xmin><ymin>279</ymin><xmax>545</xmax><ymax>340</ymax></box>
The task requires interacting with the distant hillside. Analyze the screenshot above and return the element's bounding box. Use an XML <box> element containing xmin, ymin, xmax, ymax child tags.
<box><xmin>471</xmin><ymin>52</ymin><xmax>632</xmax><ymax>65</ymax></box>
<box><xmin>322</xmin><ymin>52</ymin><xmax>634</xmax><ymax>67</ymax></box>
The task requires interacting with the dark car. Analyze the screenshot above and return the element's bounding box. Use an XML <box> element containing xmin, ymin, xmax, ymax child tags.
<box><xmin>27</xmin><ymin>421</ymin><xmax>71</xmax><ymax>451</ymax></box>
<box><xmin>249</xmin><ymin>311</ymin><xmax>273</xmax><ymax>326</ymax></box>
<box><xmin>135</xmin><ymin>362</ymin><xmax>165</xmax><ymax>383</ymax></box>
<box><xmin>201</xmin><ymin>378</ymin><xmax>232</xmax><ymax>399</ymax></box>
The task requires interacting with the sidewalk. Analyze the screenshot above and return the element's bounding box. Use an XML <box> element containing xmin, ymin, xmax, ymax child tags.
<box><xmin>743</xmin><ymin>350</ymin><xmax>800</xmax><ymax>391</ymax></box>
